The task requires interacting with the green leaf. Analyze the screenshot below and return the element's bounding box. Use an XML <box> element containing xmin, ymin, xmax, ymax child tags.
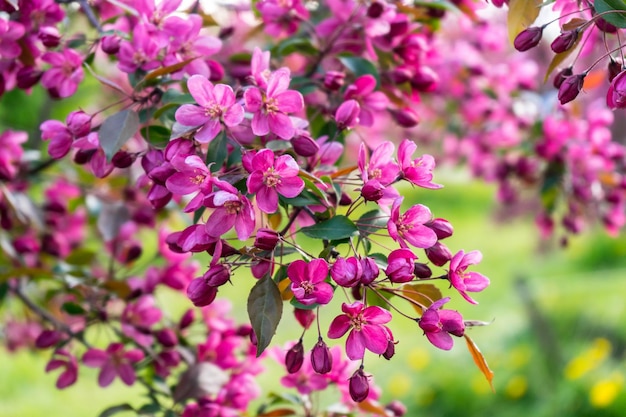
<box><xmin>61</xmin><ymin>302</ymin><xmax>86</xmax><ymax>316</ymax></box>
<box><xmin>594</xmin><ymin>0</ymin><xmax>626</xmax><ymax>28</ymax></box>
<box><xmin>140</xmin><ymin>125</ymin><xmax>171</xmax><ymax>148</ymax></box>
<box><xmin>543</xmin><ymin>32</ymin><xmax>583</xmax><ymax>82</ymax></box>
<box><xmin>300</xmin><ymin>215</ymin><xmax>358</xmax><ymax>240</ymax></box>
<box><xmin>206</xmin><ymin>132</ymin><xmax>228</xmax><ymax>172</ymax></box>
<box><xmin>272</xmin><ymin>37</ymin><xmax>317</xmax><ymax>57</ymax></box>
<box><xmin>98</xmin><ymin>404</ymin><xmax>134</xmax><ymax>417</ymax></box>
<box><xmin>99</xmin><ymin>109</ymin><xmax>140</xmax><ymax>161</ymax></box>
<box><xmin>339</xmin><ymin>56</ymin><xmax>380</xmax><ymax>87</ymax></box>
<box><xmin>65</xmin><ymin>248</ymin><xmax>97</xmax><ymax>265</ymax></box>
<box><xmin>248</xmin><ymin>275</ymin><xmax>283</xmax><ymax>357</ymax></box>
<box><xmin>280</xmin><ymin>191</ymin><xmax>322</xmax><ymax>207</ymax></box>
<box><xmin>357</xmin><ymin>209</ymin><xmax>387</xmax><ymax>237</ymax></box>
<box><xmin>138</xmin><ymin>403</ymin><xmax>162</xmax><ymax>415</ymax></box>
<box><xmin>160</xmin><ymin>90</ymin><xmax>194</xmax><ymax>105</ymax></box>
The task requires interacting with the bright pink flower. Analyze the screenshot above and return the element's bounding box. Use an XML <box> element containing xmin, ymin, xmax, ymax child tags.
<box><xmin>288</xmin><ymin>259</ymin><xmax>333</xmax><ymax>306</ymax></box>
<box><xmin>344</xmin><ymin>75</ymin><xmax>389</xmax><ymax>127</ymax></box>
<box><xmin>358</xmin><ymin>142</ymin><xmax>399</xmax><ymax>186</ymax></box>
<box><xmin>335</xmin><ymin>99</ymin><xmax>360</xmax><ymax>130</ymax></box>
<box><xmin>204</xmin><ymin>181</ymin><xmax>255</xmax><ymax>241</ymax></box>
<box><xmin>328</xmin><ymin>301</ymin><xmax>392</xmax><ymax>360</ymax></box>
<box><xmin>72</xmin><ymin>132</ymin><xmax>114</xmax><ymax>178</ymax></box>
<box><xmin>330</xmin><ymin>256</ymin><xmax>362</xmax><ymax>287</ymax></box>
<box><xmin>448</xmin><ymin>250</ymin><xmax>490</xmax><ymax>304</ymax></box>
<box><xmin>418</xmin><ymin>297</ymin><xmax>465</xmax><ymax>350</ymax></box>
<box><xmin>165</xmin><ymin>155</ymin><xmax>213</xmax><ymax>212</ymax></box>
<box><xmin>607</xmin><ymin>70</ymin><xmax>626</xmax><ymax>110</ymax></box>
<box><xmin>387</xmin><ymin>197</ymin><xmax>437</xmax><ymax>249</ymax></box>
<box><xmin>83</xmin><ymin>343</ymin><xmax>144</xmax><ymax>387</ymax></box>
<box><xmin>246</xmin><ymin>149</ymin><xmax>304</xmax><ymax>213</ymax></box>
<box><xmin>175</xmin><ymin>75</ymin><xmax>244</xmax><ymax>143</ymax></box>
<box><xmin>0</xmin><ymin>130</ymin><xmax>26</xmax><ymax>180</ymax></box>
<box><xmin>121</xmin><ymin>295</ymin><xmax>163</xmax><ymax>346</ymax></box>
<box><xmin>256</xmin><ymin>0</ymin><xmax>309</xmax><ymax>37</ymax></box>
<box><xmin>41</xmin><ymin>48</ymin><xmax>84</xmax><ymax>98</ymax></box>
<box><xmin>117</xmin><ymin>23</ymin><xmax>161</xmax><ymax>73</ymax></box>
<box><xmin>40</xmin><ymin>111</ymin><xmax>91</xmax><ymax>159</ymax></box>
<box><xmin>385</xmin><ymin>248</ymin><xmax>417</xmax><ymax>283</ymax></box>
<box><xmin>251</xmin><ymin>47</ymin><xmax>271</xmax><ymax>88</ymax></box>
<box><xmin>397</xmin><ymin>139</ymin><xmax>442</xmax><ymax>189</ymax></box>
<box><xmin>244</xmin><ymin>68</ymin><xmax>304</xmax><ymax>139</ymax></box>
<box><xmin>45</xmin><ymin>349</ymin><xmax>78</xmax><ymax>389</ymax></box>
<box><xmin>0</xmin><ymin>18</ymin><xmax>24</xmax><ymax>63</ymax></box>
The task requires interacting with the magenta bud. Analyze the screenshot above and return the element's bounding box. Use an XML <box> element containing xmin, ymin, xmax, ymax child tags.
<box><xmin>339</xmin><ymin>192</ymin><xmax>353</xmax><ymax>206</ymax></box>
<box><xmin>35</xmin><ymin>329</ymin><xmax>62</xmax><ymax>349</ymax></box>
<box><xmin>553</xmin><ymin>66</ymin><xmax>573</xmax><ymax>89</ymax></box>
<box><xmin>388</xmin><ymin>67</ymin><xmax>413</xmax><ymax>84</ymax></box>
<box><xmin>73</xmin><ymin>148</ymin><xmax>96</xmax><ymax>165</ymax></box>
<box><xmin>389</xmin><ymin>107</ymin><xmax>420</xmax><ymax>128</ymax></box>
<box><xmin>13</xmin><ymin>235</ymin><xmax>40</xmax><ymax>254</ymax></box>
<box><xmin>208</xmin><ymin>60</ymin><xmax>225</xmax><ymax>82</ymax></box>
<box><xmin>361</xmin><ymin>179</ymin><xmax>385</xmax><ymax>202</ymax></box>
<box><xmin>112</xmin><ymin>151</ymin><xmax>136</xmax><ymax>168</ymax></box>
<box><xmin>218</xmin><ymin>26</ymin><xmax>235</xmax><ymax>39</ymax></box>
<box><xmin>331</xmin><ymin>256</ymin><xmax>362</xmax><ymax>287</ymax></box>
<box><xmin>203</xmin><ymin>264</ymin><xmax>230</xmax><ymax>287</ymax></box>
<box><xmin>335</xmin><ymin>99</ymin><xmax>360</xmax><ymax>129</ymax></box>
<box><xmin>38</xmin><ymin>26</ymin><xmax>61</xmax><ymax>48</ymax></box>
<box><xmin>550</xmin><ymin>29</ymin><xmax>579</xmax><ymax>53</ymax></box>
<box><xmin>367</xmin><ymin>1</ymin><xmax>384</xmax><ymax>18</ymax></box>
<box><xmin>16</xmin><ymin>66</ymin><xmax>43</xmax><ymax>89</ymax></box>
<box><xmin>324</xmin><ymin>71</ymin><xmax>345</xmax><ymax>91</ymax></box>
<box><xmin>414</xmin><ymin>262</ymin><xmax>432</xmax><ymax>279</ymax></box>
<box><xmin>254</xmin><ymin>228</ymin><xmax>280</xmax><ymax>251</ymax></box>
<box><xmin>386</xmin><ymin>400</ymin><xmax>408</xmax><ymax>417</ymax></box>
<box><xmin>156</xmin><ymin>328</ymin><xmax>178</xmax><ymax>347</ymax></box>
<box><xmin>595</xmin><ymin>16</ymin><xmax>618</xmax><ymax>33</ymax></box>
<box><xmin>425</xmin><ymin>218</ymin><xmax>453</xmax><ymax>239</ymax></box>
<box><xmin>311</xmin><ymin>338</ymin><xmax>333</xmax><ymax>374</ymax></box>
<box><xmin>186</xmin><ymin>277</ymin><xmax>218</xmax><ymax>307</ymax></box>
<box><xmin>360</xmin><ymin>256</ymin><xmax>379</xmax><ymax>285</ymax></box>
<box><xmin>285</xmin><ymin>340</ymin><xmax>304</xmax><ymax>373</ymax></box>
<box><xmin>382</xmin><ymin>339</ymin><xmax>395</xmax><ymax>360</ymax></box>
<box><xmin>513</xmin><ymin>26</ymin><xmax>543</xmax><ymax>52</ymax></box>
<box><xmin>349</xmin><ymin>367</ymin><xmax>370</xmax><ymax>402</ymax></box>
<box><xmin>123</xmin><ymin>245</ymin><xmax>142</xmax><ymax>263</ymax></box>
<box><xmin>558</xmin><ymin>73</ymin><xmax>586</xmax><ymax>105</ymax></box>
<box><xmin>67</xmin><ymin>111</ymin><xmax>91</xmax><ymax>137</ymax></box>
<box><xmin>607</xmin><ymin>70</ymin><xmax>626</xmax><ymax>109</ymax></box>
<box><xmin>179</xmin><ymin>309</ymin><xmax>195</xmax><ymax>329</ymax></box>
<box><xmin>100</xmin><ymin>34</ymin><xmax>121</xmax><ymax>54</ymax></box>
<box><xmin>425</xmin><ymin>242</ymin><xmax>452</xmax><ymax>267</ymax></box>
<box><xmin>294</xmin><ymin>308</ymin><xmax>316</xmax><ymax>329</ymax></box>
<box><xmin>291</xmin><ymin>134</ymin><xmax>320</xmax><ymax>157</ymax></box>
<box><xmin>411</xmin><ymin>66</ymin><xmax>438</xmax><ymax>92</ymax></box>
<box><xmin>608</xmin><ymin>60</ymin><xmax>622</xmax><ymax>82</ymax></box>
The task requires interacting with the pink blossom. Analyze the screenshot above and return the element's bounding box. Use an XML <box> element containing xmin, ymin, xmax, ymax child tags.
<box><xmin>607</xmin><ymin>70</ymin><xmax>626</xmax><ymax>110</ymax></box>
<box><xmin>82</xmin><ymin>343</ymin><xmax>144</xmax><ymax>387</ymax></box>
<box><xmin>385</xmin><ymin>248</ymin><xmax>418</xmax><ymax>283</ymax></box>
<box><xmin>204</xmin><ymin>181</ymin><xmax>255</xmax><ymax>241</ymax></box>
<box><xmin>72</xmin><ymin>132</ymin><xmax>114</xmax><ymax>178</ymax></box>
<box><xmin>330</xmin><ymin>256</ymin><xmax>362</xmax><ymax>287</ymax></box>
<box><xmin>175</xmin><ymin>75</ymin><xmax>244</xmax><ymax>143</ymax></box>
<box><xmin>387</xmin><ymin>197</ymin><xmax>437</xmax><ymax>249</ymax></box>
<box><xmin>41</xmin><ymin>48</ymin><xmax>84</xmax><ymax>98</ymax></box>
<box><xmin>244</xmin><ymin>68</ymin><xmax>304</xmax><ymax>139</ymax></box>
<box><xmin>271</xmin><ymin>344</ymin><xmax>328</xmax><ymax>395</ymax></box>
<box><xmin>448</xmin><ymin>250</ymin><xmax>490</xmax><ymax>304</ymax></box>
<box><xmin>251</xmin><ymin>47</ymin><xmax>271</xmax><ymax>88</ymax></box>
<box><xmin>246</xmin><ymin>149</ymin><xmax>305</xmax><ymax>213</ymax></box>
<box><xmin>328</xmin><ymin>301</ymin><xmax>392</xmax><ymax>360</ymax></box>
<box><xmin>419</xmin><ymin>297</ymin><xmax>465</xmax><ymax>350</ymax></box>
<box><xmin>117</xmin><ymin>23</ymin><xmax>161</xmax><ymax>73</ymax></box>
<box><xmin>256</xmin><ymin>0</ymin><xmax>309</xmax><ymax>37</ymax></box>
<box><xmin>288</xmin><ymin>259</ymin><xmax>333</xmax><ymax>306</ymax></box>
<box><xmin>0</xmin><ymin>18</ymin><xmax>25</xmax><ymax>64</ymax></box>
<box><xmin>0</xmin><ymin>130</ymin><xmax>26</xmax><ymax>180</ymax></box>
<box><xmin>121</xmin><ymin>295</ymin><xmax>163</xmax><ymax>346</ymax></box>
<box><xmin>397</xmin><ymin>139</ymin><xmax>442</xmax><ymax>189</ymax></box>
<box><xmin>344</xmin><ymin>75</ymin><xmax>389</xmax><ymax>127</ymax></box>
<box><xmin>40</xmin><ymin>111</ymin><xmax>91</xmax><ymax>159</ymax></box>
<box><xmin>45</xmin><ymin>349</ymin><xmax>78</xmax><ymax>389</ymax></box>
<box><xmin>358</xmin><ymin>141</ymin><xmax>399</xmax><ymax>186</ymax></box>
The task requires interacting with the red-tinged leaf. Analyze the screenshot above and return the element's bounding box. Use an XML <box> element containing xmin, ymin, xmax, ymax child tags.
<box><xmin>248</xmin><ymin>275</ymin><xmax>283</xmax><ymax>357</ymax></box>
<box><xmin>102</xmin><ymin>280</ymin><xmax>132</xmax><ymax>299</ymax></box>
<box><xmin>0</xmin><ymin>267</ymin><xmax>51</xmax><ymax>283</ymax></box>
<box><xmin>99</xmin><ymin>109</ymin><xmax>140</xmax><ymax>161</ymax></box>
<box><xmin>141</xmin><ymin>57</ymin><xmax>197</xmax><ymax>82</ymax></box>
<box><xmin>562</xmin><ymin>17</ymin><xmax>588</xmax><ymax>31</ymax></box>
<box><xmin>257</xmin><ymin>409</ymin><xmax>297</xmax><ymax>417</ymax></box>
<box><xmin>507</xmin><ymin>0</ymin><xmax>542</xmax><ymax>44</ymax></box>
<box><xmin>543</xmin><ymin>33</ymin><xmax>583</xmax><ymax>82</ymax></box>
<box><xmin>329</xmin><ymin>165</ymin><xmax>358</xmax><ymax>179</ymax></box>
<box><xmin>398</xmin><ymin>283</ymin><xmax>443</xmax><ymax>314</ymax></box>
<box><xmin>464</xmin><ymin>334</ymin><xmax>495</xmax><ymax>392</ymax></box>
<box><xmin>358</xmin><ymin>399</ymin><xmax>388</xmax><ymax>416</ymax></box>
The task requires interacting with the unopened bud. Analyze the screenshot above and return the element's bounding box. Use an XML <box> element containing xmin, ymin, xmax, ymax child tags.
<box><xmin>207</xmin><ymin>60</ymin><xmax>225</xmax><ymax>82</ymax></box>
<box><xmin>361</xmin><ymin>179</ymin><xmax>385</xmax><ymax>202</ymax></box>
<box><xmin>203</xmin><ymin>264</ymin><xmax>231</xmax><ymax>287</ymax></box>
<box><xmin>112</xmin><ymin>151</ymin><xmax>135</xmax><ymax>168</ymax></box>
<box><xmin>186</xmin><ymin>277</ymin><xmax>218</xmax><ymax>307</ymax></box>
<box><xmin>285</xmin><ymin>340</ymin><xmax>304</xmax><ymax>373</ymax></box>
<box><xmin>178</xmin><ymin>309</ymin><xmax>194</xmax><ymax>330</ymax></box>
<box><xmin>311</xmin><ymin>338</ymin><xmax>333</xmax><ymax>374</ymax></box>
<box><xmin>382</xmin><ymin>339</ymin><xmax>395</xmax><ymax>360</ymax></box>
<box><xmin>335</xmin><ymin>99</ymin><xmax>360</xmax><ymax>130</ymax></box>
<box><xmin>550</xmin><ymin>29</ymin><xmax>579</xmax><ymax>53</ymax></box>
<box><xmin>291</xmin><ymin>134</ymin><xmax>320</xmax><ymax>157</ymax></box>
<box><xmin>294</xmin><ymin>308</ymin><xmax>315</xmax><ymax>329</ymax></box>
<box><xmin>414</xmin><ymin>262</ymin><xmax>432</xmax><ymax>279</ymax></box>
<box><xmin>425</xmin><ymin>242</ymin><xmax>452</xmax><ymax>267</ymax></box>
<box><xmin>386</xmin><ymin>400</ymin><xmax>408</xmax><ymax>417</ymax></box>
<box><xmin>595</xmin><ymin>16</ymin><xmax>618</xmax><ymax>33</ymax></box>
<box><xmin>513</xmin><ymin>26</ymin><xmax>543</xmax><ymax>52</ymax></box>
<box><xmin>553</xmin><ymin>66</ymin><xmax>573</xmax><ymax>89</ymax></box>
<box><xmin>156</xmin><ymin>328</ymin><xmax>178</xmax><ymax>348</ymax></box>
<box><xmin>324</xmin><ymin>71</ymin><xmax>345</xmax><ymax>91</ymax></box>
<box><xmin>38</xmin><ymin>26</ymin><xmax>61</xmax><ymax>48</ymax></box>
<box><xmin>426</xmin><ymin>218</ymin><xmax>453</xmax><ymax>239</ymax></box>
<box><xmin>360</xmin><ymin>256</ymin><xmax>379</xmax><ymax>285</ymax></box>
<box><xmin>349</xmin><ymin>367</ymin><xmax>370</xmax><ymax>402</ymax></box>
<box><xmin>100</xmin><ymin>34</ymin><xmax>121</xmax><ymax>54</ymax></box>
<box><xmin>389</xmin><ymin>107</ymin><xmax>419</xmax><ymax>128</ymax></box>
<box><xmin>73</xmin><ymin>148</ymin><xmax>96</xmax><ymax>165</ymax></box>
<box><xmin>254</xmin><ymin>228</ymin><xmax>280</xmax><ymax>251</ymax></box>
<box><xmin>411</xmin><ymin>66</ymin><xmax>438</xmax><ymax>92</ymax></box>
<box><xmin>35</xmin><ymin>329</ymin><xmax>62</xmax><ymax>349</ymax></box>
<box><xmin>123</xmin><ymin>244</ymin><xmax>142</xmax><ymax>263</ymax></box>
<box><xmin>558</xmin><ymin>73</ymin><xmax>586</xmax><ymax>105</ymax></box>
<box><xmin>16</xmin><ymin>66</ymin><xmax>43</xmax><ymax>89</ymax></box>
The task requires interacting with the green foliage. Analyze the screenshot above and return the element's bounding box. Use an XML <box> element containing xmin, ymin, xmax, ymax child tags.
<box><xmin>248</xmin><ymin>275</ymin><xmax>283</xmax><ymax>357</ymax></box>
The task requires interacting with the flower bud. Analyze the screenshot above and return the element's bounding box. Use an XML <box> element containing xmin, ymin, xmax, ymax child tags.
<box><xmin>360</xmin><ymin>256</ymin><xmax>380</xmax><ymax>285</ymax></box>
<box><xmin>67</xmin><ymin>111</ymin><xmax>92</xmax><ymax>137</ymax></box>
<box><xmin>389</xmin><ymin>107</ymin><xmax>419</xmax><ymax>128</ymax></box>
<box><xmin>349</xmin><ymin>367</ymin><xmax>370</xmax><ymax>402</ymax></box>
<box><xmin>178</xmin><ymin>309</ymin><xmax>194</xmax><ymax>329</ymax></box>
<box><xmin>388</xmin><ymin>67</ymin><xmax>413</xmax><ymax>84</ymax></box>
<box><xmin>411</xmin><ymin>66</ymin><xmax>438</xmax><ymax>92</ymax></box>
<box><xmin>156</xmin><ymin>328</ymin><xmax>178</xmax><ymax>348</ymax></box>
<box><xmin>186</xmin><ymin>277</ymin><xmax>218</xmax><ymax>307</ymax></box>
<box><xmin>285</xmin><ymin>340</ymin><xmax>304</xmax><ymax>373</ymax></box>
<box><xmin>330</xmin><ymin>256</ymin><xmax>362</xmax><ymax>287</ymax></box>
<box><xmin>426</xmin><ymin>218</ymin><xmax>453</xmax><ymax>239</ymax></box>
<box><xmin>112</xmin><ymin>151</ymin><xmax>136</xmax><ymax>168</ymax></box>
<box><xmin>361</xmin><ymin>179</ymin><xmax>385</xmax><ymax>202</ymax></box>
<box><xmin>294</xmin><ymin>308</ymin><xmax>315</xmax><ymax>329</ymax></box>
<box><xmin>550</xmin><ymin>29</ymin><xmax>579</xmax><ymax>53</ymax></box>
<box><xmin>38</xmin><ymin>26</ymin><xmax>61</xmax><ymax>48</ymax></box>
<box><xmin>552</xmin><ymin>66</ymin><xmax>573</xmax><ymax>89</ymax></box>
<box><xmin>16</xmin><ymin>66</ymin><xmax>43</xmax><ymax>90</ymax></box>
<box><xmin>203</xmin><ymin>264</ymin><xmax>231</xmax><ymax>287</ymax></box>
<box><xmin>386</xmin><ymin>400</ymin><xmax>408</xmax><ymax>417</ymax></box>
<box><xmin>607</xmin><ymin>70</ymin><xmax>626</xmax><ymax>109</ymax></box>
<box><xmin>513</xmin><ymin>26</ymin><xmax>543</xmax><ymax>52</ymax></box>
<box><xmin>382</xmin><ymin>339</ymin><xmax>395</xmax><ymax>360</ymax></box>
<box><xmin>100</xmin><ymin>34</ymin><xmax>121</xmax><ymax>54</ymax></box>
<box><xmin>425</xmin><ymin>242</ymin><xmax>452</xmax><ymax>267</ymax></box>
<box><xmin>558</xmin><ymin>73</ymin><xmax>586</xmax><ymax>105</ymax></box>
<box><xmin>311</xmin><ymin>338</ymin><xmax>333</xmax><ymax>374</ymax></box>
<box><xmin>291</xmin><ymin>134</ymin><xmax>320</xmax><ymax>157</ymax></box>
<box><xmin>123</xmin><ymin>244</ymin><xmax>142</xmax><ymax>263</ymax></box>
<box><xmin>35</xmin><ymin>329</ymin><xmax>62</xmax><ymax>349</ymax></box>
<box><xmin>335</xmin><ymin>99</ymin><xmax>360</xmax><ymax>130</ymax></box>
<box><xmin>208</xmin><ymin>60</ymin><xmax>225</xmax><ymax>82</ymax></box>
<box><xmin>254</xmin><ymin>228</ymin><xmax>280</xmax><ymax>251</ymax></box>
<box><xmin>339</xmin><ymin>192</ymin><xmax>353</xmax><ymax>206</ymax></box>
<box><xmin>595</xmin><ymin>16</ymin><xmax>617</xmax><ymax>33</ymax></box>
<box><xmin>324</xmin><ymin>71</ymin><xmax>345</xmax><ymax>91</ymax></box>
<box><xmin>608</xmin><ymin>59</ymin><xmax>622</xmax><ymax>82</ymax></box>
<box><xmin>414</xmin><ymin>262</ymin><xmax>432</xmax><ymax>279</ymax></box>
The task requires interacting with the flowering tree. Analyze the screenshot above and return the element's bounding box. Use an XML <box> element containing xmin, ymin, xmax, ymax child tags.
<box><xmin>2</xmin><ymin>0</ymin><xmax>626</xmax><ymax>416</ymax></box>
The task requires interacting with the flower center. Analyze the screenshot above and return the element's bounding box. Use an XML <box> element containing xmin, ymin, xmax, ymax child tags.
<box><xmin>224</xmin><ymin>200</ymin><xmax>241</xmax><ymax>215</ymax></box>
<box><xmin>369</xmin><ymin>167</ymin><xmax>382</xmax><ymax>180</ymax></box>
<box><xmin>300</xmin><ymin>280</ymin><xmax>314</xmax><ymax>294</ymax></box>
<box><xmin>133</xmin><ymin>50</ymin><xmax>147</xmax><ymax>66</ymax></box>
<box><xmin>351</xmin><ymin>313</ymin><xmax>366</xmax><ymax>331</ymax></box>
<box><xmin>263</xmin><ymin>167</ymin><xmax>281</xmax><ymax>188</ymax></box>
<box><xmin>397</xmin><ymin>215</ymin><xmax>413</xmax><ymax>235</ymax></box>
<box><xmin>205</xmin><ymin>103</ymin><xmax>223</xmax><ymax>118</ymax></box>
<box><xmin>265</xmin><ymin>97</ymin><xmax>280</xmax><ymax>114</ymax></box>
